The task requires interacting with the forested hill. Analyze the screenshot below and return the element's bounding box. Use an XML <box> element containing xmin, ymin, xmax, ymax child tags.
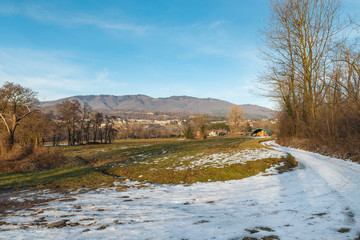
<box><xmin>41</xmin><ymin>95</ymin><xmax>276</xmax><ymax>119</ymax></box>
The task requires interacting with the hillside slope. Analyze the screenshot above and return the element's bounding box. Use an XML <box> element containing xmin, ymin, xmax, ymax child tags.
<box><xmin>41</xmin><ymin>95</ymin><xmax>276</xmax><ymax>119</ymax></box>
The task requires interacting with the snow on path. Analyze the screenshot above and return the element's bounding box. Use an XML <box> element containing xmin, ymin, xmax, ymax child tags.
<box><xmin>1</xmin><ymin>141</ymin><xmax>360</xmax><ymax>240</ymax></box>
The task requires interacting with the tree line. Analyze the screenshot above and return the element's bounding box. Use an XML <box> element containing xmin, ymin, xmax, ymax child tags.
<box><xmin>0</xmin><ymin>82</ymin><xmax>204</xmax><ymax>155</ymax></box>
<box><xmin>261</xmin><ymin>0</ymin><xmax>360</xmax><ymax>158</ymax></box>
<box><xmin>54</xmin><ymin>99</ymin><xmax>118</xmax><ymax>146</ymax></box>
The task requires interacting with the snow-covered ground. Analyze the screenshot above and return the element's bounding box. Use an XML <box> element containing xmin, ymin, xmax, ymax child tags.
<box><xmin>1</xmin><ymin>141</ymin><xmax>360</xmax><ymax>240</ymax></box>
<box><xmin>138</xmin><ymin>147</ymin><xmax>287</xmax><ymax>171</ymax></box>
<box><xmin>173</xmin><ymin>148</ymin><xmax>287</xmax><ymax>170</ymax></box>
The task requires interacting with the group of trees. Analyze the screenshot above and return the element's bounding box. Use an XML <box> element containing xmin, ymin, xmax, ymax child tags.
<box><xmin>0</xmin><ymin>82</ymin><xmax>119</xmax><ymax>156</ymax></box>
<box><xmin>261</xmin><ymin>0</ymin><xmax>360</xmax><ymax>155</ymax></box>
<box><xmin>181</xmin><ymin>115</ymin><xmax>210</xmax><ymax>140</ymax></box>
<box><xmin>54</xmin><ymin>99</ymin><xmax>117</xmax><ymax>146</ymax></box>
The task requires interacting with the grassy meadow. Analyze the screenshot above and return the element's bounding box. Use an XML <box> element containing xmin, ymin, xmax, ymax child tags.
<box><xmin>0</xmin><ymin>137</ymin><xmax>297</xmax><ymax>191</ymax></box>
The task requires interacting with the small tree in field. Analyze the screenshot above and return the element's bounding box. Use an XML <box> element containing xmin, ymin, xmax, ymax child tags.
<box><xmin>227</xmin><ymin>104</ymin><xmax>243</xmax><ymax>135</ymax></box>
<box><xmin>0</xmin><ymin>82</ymin><xmax>38</xmax><ymax>153</ymax></box>
<box><xmin>193</xmin><ymin>115</ymin><xmax>209</xmax><ymax>139</ymax></box>
<box><xmin>182</xmin><ymin>123</ymin><xmax>194</xmax><ymax>140</ymax></box>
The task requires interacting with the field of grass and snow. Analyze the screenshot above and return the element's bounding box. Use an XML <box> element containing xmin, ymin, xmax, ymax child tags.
<box><xmin>0</xmin><ymin>138</ymin><xmax>295</xmax><ymax>190</ymax></box>
<box><xmin>0</xmin><ymin>141</ymin><xmax>360</xmax><ymax>239</ymax></box>
<box><xmin>105</xmin><ymin>138</ymin><xmax>294</xmax><ymax>184</ymax></box>
<box><xmin>170</xmin><ymin>148</ymin><xmax>286</xmax><ymax>170</ymax></box>
<box><xmin>4</xmin><ymin>138</ymin><xmax>360</xmax><ymax>239</ymax></box>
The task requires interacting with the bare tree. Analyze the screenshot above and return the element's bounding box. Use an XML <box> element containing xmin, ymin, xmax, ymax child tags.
<box><xmin>0</xmin><ymin>82</ymin><xmax>38</xmax><ymax>153</ymax></box>
<box><xmin>182</xmin><ymin>123</ymin><xmax>194</xmax><ymax>140</ymax></box>
<box><xmin>17</xmin><ymin>110</ymin><xmax>55</xmax><ymax>148</ymax></box>
<box><xmin>259</xmin><ymin>0</ymin><xmax>360</xmax><ymax>158</ymax></box>
<box><xmin>260</xmin><ymin>0</ymin><xmax>343</xmax><ymax>137</ymax></box>
<box><xmin>80</xmin><ymin>104</ymin><xmax>92</xmax><ymax>144</ymax></box>
<box><xmin>104</xmin><ymin>115</ymin><xmax>117</xmax><ymax>143</ymax></box>
<box><xmin>226</xmin><ymin>104</ymin><xmax>243</xmax><ymax>135</ymax></box>
<box><xmin>56</xmin><ymin>99</ymin><xmax>82</xmax><ymax>146</ymax></box>
<box><xmin>193</xmin><ymin>115</ymin><xmax>209</xmax><ymax>139</ymax></box>
<box><xmin>92</xmin><ymin>112</ymin><xmax>104</xmax><ymax>143</ymax></box>
<box><xmin>338</xmin><ymin>43</ymin><xmax>360</xmax><ymax>112</ymax></box>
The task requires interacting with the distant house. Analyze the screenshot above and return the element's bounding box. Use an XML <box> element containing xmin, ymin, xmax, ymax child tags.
<box><xmin>208</xmin><ymin>129</ymin><xmax>228</xmax><ymax>137</ymax></box>
<box><xmin>209</xmin><ymin>131</ymin><xmax>217</xmax><ymax>137</ymax></box>
<box><xmin>251</xmin><ymin>128</ymin><xmax>272</xmax><ymax>137</ymax></box>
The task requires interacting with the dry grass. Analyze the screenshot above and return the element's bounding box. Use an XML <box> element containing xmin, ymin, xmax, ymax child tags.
<box><xmin>0</xmin><ymin>165</ymin><xmax>118</xmax><ymax>191</ymax></box>
<box><xmin>0</xmin><ymin>146</ymin><xmax>66</xmax><ymax>173</ymax></box>
<box><xmin>276</xmin><ymin>137</ymin><xmax>360</xmax><ymax>163</ymax></box>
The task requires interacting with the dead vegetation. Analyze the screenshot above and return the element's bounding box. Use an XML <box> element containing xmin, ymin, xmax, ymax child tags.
<box><xmin>276</xmin><ymin>137</ymin><xmax>360</xmax><ymax>163</ymax></box>
<box><xmin>0</xmin><ymin>146</ymin><xmax>65</xmax><ymax>173</ymax></box>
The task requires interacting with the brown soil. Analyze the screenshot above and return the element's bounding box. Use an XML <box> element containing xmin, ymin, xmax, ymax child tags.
<box><xmin>0</xmin><ymin>190</ymin><xmax>55</xmax><ymax>219</ymax></box>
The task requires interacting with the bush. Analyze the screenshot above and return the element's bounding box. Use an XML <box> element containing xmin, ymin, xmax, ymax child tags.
<box><xmin>182</xmin><ymin>124</ymin><xmax>194</xmax><ymax>139</ymax></box>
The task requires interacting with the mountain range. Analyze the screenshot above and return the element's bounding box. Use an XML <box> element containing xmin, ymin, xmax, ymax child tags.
<box><xmin>41</xmin><ymin>95</ymin><xmax>276</xmax><ymax>120</ymax></box>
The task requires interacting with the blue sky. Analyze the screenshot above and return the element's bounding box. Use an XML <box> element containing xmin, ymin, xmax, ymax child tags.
<box><xmin>0</xmin><ymin>0</ymin><xmax>359</xmax><ymax>109</ymax></box>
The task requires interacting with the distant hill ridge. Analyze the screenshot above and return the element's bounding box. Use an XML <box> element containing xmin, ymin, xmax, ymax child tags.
<box><xmin>41</xmin><ymin>94</ymin><xmax>276</xmax><ymax>119</ymax></box>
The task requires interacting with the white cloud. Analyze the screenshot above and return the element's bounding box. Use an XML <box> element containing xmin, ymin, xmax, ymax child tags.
<box><xmin>0</xmin><ymin>47</ymin><xmax>127</xmax><ymax>101</ymax></box>
<box><xmin>0</xmin><ymin>2</ymin><xmax>150</xmax><ymax>35</ymax></box>
<box><xmin>209</xmin><ymin>20</ymin><xmax>225</xmax><ymax>29</ymax></box>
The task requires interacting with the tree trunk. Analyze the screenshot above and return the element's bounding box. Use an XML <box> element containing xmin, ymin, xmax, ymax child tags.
<box><xmin>93</xmin><ymin>127</ymin><xmax>97</xmax><ymax>143</ymax></box>
<box><xmin>9</xmin><ymin>131</ymin><xmax>15</xmax><ymax>149</ymax></box>
<box><xmin>68</xmin><ymin>129</ymin><xmax>71</xmax><ymax>146</ymax></box>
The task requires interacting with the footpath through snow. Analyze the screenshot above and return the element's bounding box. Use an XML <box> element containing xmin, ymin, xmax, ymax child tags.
<box><xmin>1</xmin><ymin>141</ymin><xmax>360</xmax><ymax>240</ymax></box>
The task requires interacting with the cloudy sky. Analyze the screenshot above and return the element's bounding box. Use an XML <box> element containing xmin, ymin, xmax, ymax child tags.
<box><xmin>0</xmin><ymin>0</ymin><xmax>359</xmax><ymax>109</ymax></box>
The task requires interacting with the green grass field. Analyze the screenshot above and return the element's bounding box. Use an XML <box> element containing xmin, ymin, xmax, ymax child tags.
<box><xmin>0</xmin><ymin>137</ymin><xmax>297</xmax><ymax>191</ymax></box>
